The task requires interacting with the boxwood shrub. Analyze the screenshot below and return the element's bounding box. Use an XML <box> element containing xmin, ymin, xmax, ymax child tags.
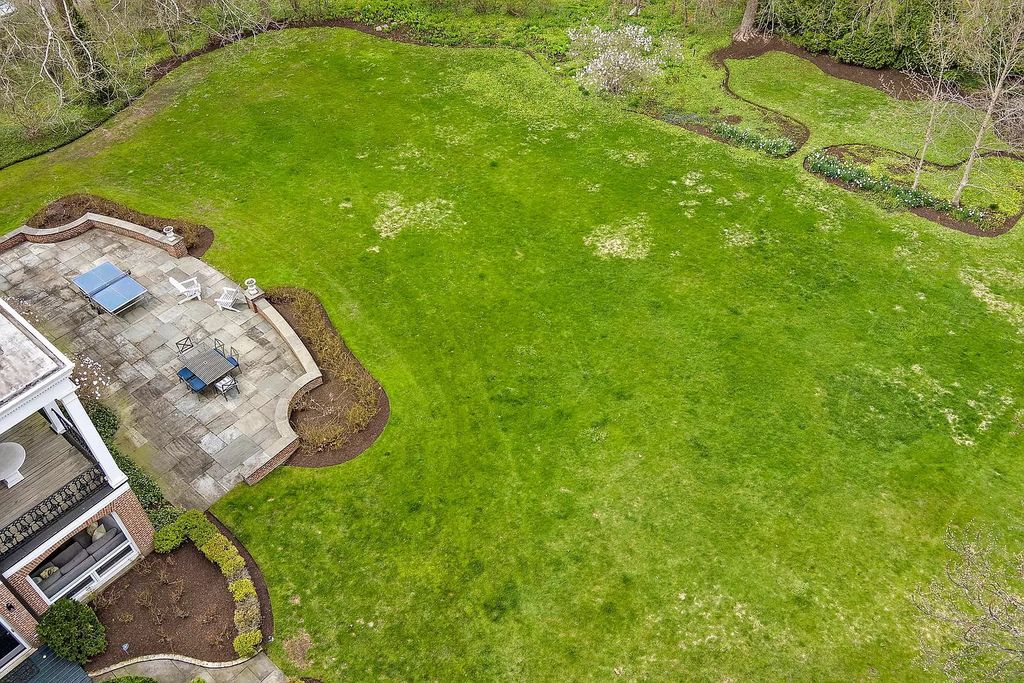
<box><xmin>36</xmin><ymin>598</ymin><xmax>106</xmax><ymax>664</ymax></box>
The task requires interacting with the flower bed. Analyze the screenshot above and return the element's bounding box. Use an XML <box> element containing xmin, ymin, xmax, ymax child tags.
<box><xmin>153</xmin><ymin>510</ymin><xmax>263</xmax><ymax>658</ymax></box>
<box><xmin>665</xmin><ymin>112</ymin><xmax>797</xmax><ymax>158</ymax></box>
<box><xmin>805</xmin><ymin>150</ymin><xmax>995</xmax><ymax>228</ymax></box>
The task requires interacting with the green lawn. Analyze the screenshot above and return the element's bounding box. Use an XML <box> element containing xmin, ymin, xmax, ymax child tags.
<box><xmin>3</xmin><ymin>28</ymin><xmax>1024</xmax><ymax>681</ymax></box>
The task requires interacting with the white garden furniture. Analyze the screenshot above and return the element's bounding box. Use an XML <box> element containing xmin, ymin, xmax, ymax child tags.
<box><xmin>169</xmin><ymin>276</ymin><xmax>201</xmax><ymax>304</ymax></box>
<box><xmin>0</xmin><ymin>442</ymin><xmax>26</xmax><ymax>487</ymax></box>
<box><xmin>214</xmin><ymin>286</ymin><xmax>241</xmax><ymax>312</ymax></box>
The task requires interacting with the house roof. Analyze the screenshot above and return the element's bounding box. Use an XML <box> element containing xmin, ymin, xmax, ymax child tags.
<box><xmin>0</xmin><ymin>299</ymin><xmax>70</xmax><ymax>412</ymax></box>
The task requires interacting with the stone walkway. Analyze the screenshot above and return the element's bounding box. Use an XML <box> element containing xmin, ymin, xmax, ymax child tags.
<box><xmin>92</xmin><ymin>653</ymin><xmax>285</xmax><ymax>683</ymax></box>
<box><xmin>0</xmin><ymin>231</ymin><xmax>305</xmax><ymax>508</ymax></box>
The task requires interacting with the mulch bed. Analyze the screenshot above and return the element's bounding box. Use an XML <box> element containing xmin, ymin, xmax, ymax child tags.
<box><xmin>268</xmin><ymin>288</ymin><xmax>390</xmax><ymax>468</ymax></box>
<box><xmin>26</xmin><ymin>193</ymin><xmax>214</xmax><ymax>257</ymax></box>
<box><xmin>714</xmin><ymin>35</ymin><xmax>930</xmax><ymax>100</ymax></box>
<box><xmin>88</xmin><ymin>543</ymin><xmax>237</xmax><ymax>670</ymax></box>
<box><xmin>209</xmin><ymin>512</ymin><xmax>274</xmax><ymax>642</ymax></box>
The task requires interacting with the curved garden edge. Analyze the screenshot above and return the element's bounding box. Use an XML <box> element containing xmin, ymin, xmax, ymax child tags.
<box><xmin>267</xmin><ymin>286</ymin><xmax>391</xmax><ymax>469</ymax></box>
<box><xmin>87</xmin><ymin>652</ymin><xmax>254</xmax><ymax>678</ymax></box>
<box><xmin>802</xmin><ymin>150</ymin><xmax>1021</xmax><ymax>238</ymax></box>
<box><xmin>208</xmin><ymin>513</ymin><xmax>274</xmax><ymax>642</ymax></box>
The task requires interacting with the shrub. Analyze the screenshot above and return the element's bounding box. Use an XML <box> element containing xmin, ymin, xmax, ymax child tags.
<box><xmin>233</xmin><ymin>599</ymin><xmax>261</xmax><ymax>632</ymax></box>
<box><xmin>85</xmin><ymin>401</ymin><xmax>120</xmax><ymax>442</ymax></box>
<box><xmin>37</xmin><ymin>599</ymin><xmax>106</xmax><ymax>664</ymax></box>
<box><xmin>107</xmin><ymin>677</ymin><xmax>158</xmax><ymax>683</ymax></box>
<box><xmin>153</xmin><ymin>509</ymin><xmax>220</xmax><ymax>552</ymax></box>
<box><xmin>199</xmin><ymin>534</ymin><xmax>246</xmax><ymax>579</ymax></box>
<box><xmin>230</xmin><ymin>578</ymin><xmax>257</xmax><ymax>601</ymax></box>
<box><xmin>233</xmin><ymin>629</ymin><xmax>263</xmax><ymax>658</ymax></box>
<box><xmin>568</xmin><ymin>24</ymin><xmax>661</xmax><ymax>95</ymax></box>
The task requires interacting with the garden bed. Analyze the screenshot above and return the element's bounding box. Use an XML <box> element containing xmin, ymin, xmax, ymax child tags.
<box><xmin>88</xmin><ymin>543</ymin><xmax>237</xmax><ymax>669</ymax></box>
<box><xmin>26</xmin><ymin>193</ymin><xmax>214</xmax><ymax>257</ymax></box>
<box><xmin>268</xmin><ymin>286</ymin><xmax>390</xmax><ymax>468</ymax></box>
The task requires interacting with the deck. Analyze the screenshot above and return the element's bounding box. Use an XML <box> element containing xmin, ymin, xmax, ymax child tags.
<box><xmin>0</xmin><ymin>413</ymin><xmax>92</xmax><ymax>530</ymax></box>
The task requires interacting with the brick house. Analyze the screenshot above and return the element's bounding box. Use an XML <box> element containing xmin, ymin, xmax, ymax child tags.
<box><xmin>0</xmin><ymin>299</ymin><xmax>153</xmax><ymax>676</ymax></box>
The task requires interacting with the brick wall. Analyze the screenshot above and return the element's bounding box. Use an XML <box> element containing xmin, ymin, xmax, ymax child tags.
<box><xmin>5</xmin><ymin>488</ymin><xmax>154</xmax><ymax>616</ymax></box>
<box><xmin>0</xmin><ymin>582</ymin><xmax>38</xmax><ymax>647</ymax></box>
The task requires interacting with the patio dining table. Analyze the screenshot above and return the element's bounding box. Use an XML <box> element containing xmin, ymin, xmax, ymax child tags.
<box><xmin>182</xmin><ymin>348</ymin><xmax>235</xmax><ymax>386</ymax></box>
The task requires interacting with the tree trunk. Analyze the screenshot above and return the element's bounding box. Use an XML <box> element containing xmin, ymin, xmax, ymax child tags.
<box><xmin>734</xmin><ymin>0</ymin><xmax>758</xmax><ymax>41</ymax></box>
<box><xmin>913</xmin><ymin>69</ymin><xmax>946</xmax><ymax>190</ymax></box>
<box><xmin>953</xmin><ymin>83</ymin><xmax>1001</xmax><ymax>205</ymax></box>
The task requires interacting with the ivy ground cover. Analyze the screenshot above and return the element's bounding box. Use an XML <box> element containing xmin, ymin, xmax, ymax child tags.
<box><xmin>1</xmin><ymin>28</ymin><xmax>1024</xmax><ymax>681</ymax></box>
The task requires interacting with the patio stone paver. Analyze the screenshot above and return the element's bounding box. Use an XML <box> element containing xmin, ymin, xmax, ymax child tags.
<box><xmin>92</xmin><ymin>653</ymin><xmax>286</xmax><ymax>683</ymax></box>
<box><xmin>0</xmin><ymin>231</ymin><xmax>305</xmax><ymax>508</ymax></box>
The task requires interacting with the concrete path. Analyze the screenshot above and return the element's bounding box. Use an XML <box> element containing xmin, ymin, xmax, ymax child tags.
<box><xmin>92</xmin><ymin>653</ymin><xmax>285</xmax><ymax>683</ymax></box>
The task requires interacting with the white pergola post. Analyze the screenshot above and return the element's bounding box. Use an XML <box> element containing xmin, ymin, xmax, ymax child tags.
<box><xmin>41</xmin><ymin>401</ymin><xmax>67</xmax><ymax>435</ymax></box>
<box><xmin>59</xmin><ymin>392</ymin><xmax>127</xmax><ymax>488</ymax></box>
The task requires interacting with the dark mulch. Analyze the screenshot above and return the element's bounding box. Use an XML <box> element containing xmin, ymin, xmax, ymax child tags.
<box><xmin>268</xmin><ymin>288</ymin><xmax>390</xmax><ymax>468</ymax></box>
<box><xmin>88</xmin><ymin>544</ymin><xmax>236</xmax><ymax>670</ymax></box>
<box><xmin>208</xmin><ymin>512</ymin><xmax>273</xmax><ymax>642</ymax></box>
<box><xmin>26</xmin><ymin>193</ymin><xmax>215</xmax><ymax>257</ymax></box>
<box><xmin>715</xmin><ymin>36</ymin><xmax>930</xmax><ymax>100</ymax></box>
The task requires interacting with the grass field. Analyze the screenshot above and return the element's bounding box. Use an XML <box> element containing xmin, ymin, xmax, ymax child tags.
<box><xmin>3</xmin><ymin>28</ymin><xmax>1024</xmax><ymax>681</ymax></box>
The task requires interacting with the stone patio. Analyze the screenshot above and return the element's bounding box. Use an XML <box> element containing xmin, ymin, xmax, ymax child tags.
<box><xmin>0</xmin><ymin>231</ymin><xmax>307</xmax><ymax>508</ymax></box>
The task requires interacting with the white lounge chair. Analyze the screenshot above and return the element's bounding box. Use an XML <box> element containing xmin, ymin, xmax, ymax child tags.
<box><xmin>214</xmin><ymin>286</ymin><xmax>241</xmax><ymax>312</ymax></box>
<box><xmin>169</xmin><ymin>276</ymin><xmax>201</xmax><ymax>304</ymax></box>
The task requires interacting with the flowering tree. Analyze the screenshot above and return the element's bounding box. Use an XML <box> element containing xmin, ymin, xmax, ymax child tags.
<box><xmin>567</xmin><ymin>23</ymin><xmax>669</xmax><ymax>95</ymax></box>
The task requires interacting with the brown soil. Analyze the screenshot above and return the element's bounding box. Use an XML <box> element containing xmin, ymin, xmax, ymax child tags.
<box><xmin>27</xmin><ymin>193</ymin><xmax>215</xmax><ymax>258</ymax></box>
<box><xmin>268</xmin><ymin>288</ymin><xmax>390</xmax><ymax>468</ymax></box>
<box><xmin>88</xmin><ymin>543</ymin><xmax>236</xmax><ymax>670</ymax></box>
<box><xmin>714</xmin><ymin>36</ymin><xmax>930</xmax><ymax>100</ymax></box>
<box><xmin>209</xmin><ymin>512</ymin><xmax>273</xmax><ymax>641</ymax></box>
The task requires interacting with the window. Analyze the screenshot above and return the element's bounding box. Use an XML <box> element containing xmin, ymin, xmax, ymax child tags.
<box><xmin>28</xmin><ymin>513</ymin><xmax>137</xmax><ymax>604</ymax></box>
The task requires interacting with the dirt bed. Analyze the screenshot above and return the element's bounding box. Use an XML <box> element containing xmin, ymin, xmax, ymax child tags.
<box><xmin>89</xmin><ymin>543</ymin><xmax>236</xmax><ymax>669</ymax></box>
<box><xmin>268</xmin><ymin>287</ymin><xmax>390</xmax><ymax>468</ymax></box>
<box><xmin>27</xmin><ymin>193</ymin><xmax>214</xmax><ymax>257</ymax></box>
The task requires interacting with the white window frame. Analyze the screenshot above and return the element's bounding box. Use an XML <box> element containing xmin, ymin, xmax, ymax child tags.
<box><xmin>26</xmin><ymin>511</ymin><xmax>139</xmax><ymax>607</ymax></box>
<box><xmin>0</xmin><ymin>613</ymin><xmax>29</xmax><ymax>674</ymax></box>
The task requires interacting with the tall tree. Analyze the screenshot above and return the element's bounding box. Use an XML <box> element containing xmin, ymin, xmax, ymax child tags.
<box><xmin>733</xmin><ymin>0</ymin><xmax>757</xmax><ymax>41</ymax></box>
<box><xmin>906</xmin><ymin>1</ymin><xmax>962</xmax><ymax>190</ymax></box>
<box><xmin>953</xmin><ymin>0</ymin><xmax>1024</xmax><ymax>205</ymax></box>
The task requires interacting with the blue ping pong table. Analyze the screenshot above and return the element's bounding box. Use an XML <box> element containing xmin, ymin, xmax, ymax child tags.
<box><xmin>72</xmin><ymin>261</ymin><xmax>148</xmax><ymax>314</ymax></box>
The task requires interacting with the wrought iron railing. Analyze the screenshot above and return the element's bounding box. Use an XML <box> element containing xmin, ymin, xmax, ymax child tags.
<box><xmin>0</xmin><ymin>465</ymin><xmax>106</xmax><ymax>557</ymax></box>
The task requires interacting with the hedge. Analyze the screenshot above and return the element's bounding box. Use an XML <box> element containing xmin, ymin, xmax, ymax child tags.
<box><xmin>154</xmin><ymin>510</ymin><xmax>263</xmax><ymax>658</ymax></box>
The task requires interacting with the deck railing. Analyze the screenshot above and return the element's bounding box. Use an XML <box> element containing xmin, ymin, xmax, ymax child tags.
<box><xmin>0</xmin><ymin>465</ymin><xmax>106</xmax><ymax>557</ymax></box>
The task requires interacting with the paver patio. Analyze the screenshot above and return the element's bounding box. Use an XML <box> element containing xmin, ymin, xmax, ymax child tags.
<box><xmin>93</xmin><ymin>653</ymin><xmax>285</xmax><ymax>683</ymax></box>
<box><xmin>0</xmin><ymin>231</ymin><xmax>306</xmax><ymax>508</ymax></box>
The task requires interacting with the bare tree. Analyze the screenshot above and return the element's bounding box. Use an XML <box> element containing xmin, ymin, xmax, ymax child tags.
<box><xmin>915</xmin><ymin>526</ymin><xmax>1024</xmax><ymax>681</ymax></box>
<box><xmin>905</xmin><ymin>1</ymin><xmax>962</xmax><ymax>190</ymax></box>
<box><xmin>953</xmin><ymin>0</ymin><xmax>1024</xmax><ymax>205</ymax></box>
<box><xmin>733</xmin><ymin>0</ymin><xmax>757</xmax><ymax>41</ymax></box>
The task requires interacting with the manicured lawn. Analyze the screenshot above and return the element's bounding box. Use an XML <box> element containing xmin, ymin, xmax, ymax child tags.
<box><xmin>2</xmin><ymin>28</ymin><xmax>1024</xmax><ymax>681</ymax></box>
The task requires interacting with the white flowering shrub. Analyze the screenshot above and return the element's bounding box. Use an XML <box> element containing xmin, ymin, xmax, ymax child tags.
<box><xmin>568</xmin><ymin>23</ymin><xmax>669</xmax><ymax>95</ymax></box>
